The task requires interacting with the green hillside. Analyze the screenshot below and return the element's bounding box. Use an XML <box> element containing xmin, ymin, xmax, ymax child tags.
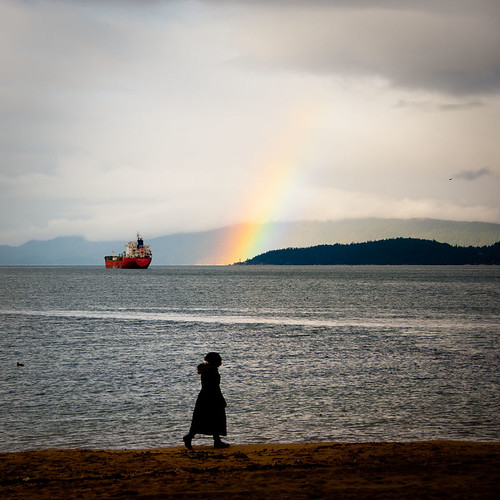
<box><xmin>243</xmin><ymin>238</ymin><xmax>500</xmax><ymax>265</ymax></box>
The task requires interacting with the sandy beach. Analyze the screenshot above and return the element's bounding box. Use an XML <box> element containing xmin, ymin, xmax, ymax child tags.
<box><xmin>1</xmin><ymin>441</ymin><xmax>499</xmax><ymax>499</ymax></box>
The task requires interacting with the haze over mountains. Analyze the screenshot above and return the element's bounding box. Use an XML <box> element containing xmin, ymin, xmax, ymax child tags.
<box><xmin>1</xmin><ymin>218</ymin><xmax>499</xmax><ymax>266</ymax></box>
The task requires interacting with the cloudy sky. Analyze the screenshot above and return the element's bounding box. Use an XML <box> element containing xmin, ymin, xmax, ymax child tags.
<box><xmin>1</xmin><ymin>0</ymin><xmax>499</xmax><ymax>245</ymax></box>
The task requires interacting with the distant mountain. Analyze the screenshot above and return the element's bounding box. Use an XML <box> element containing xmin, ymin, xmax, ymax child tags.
<box><xmin>0</xmin><ymin>218</ymin><xmax>499</xmax><ymax>265</ymax></box>
<box><xmin>243</xmin><ymin>218</ymin><xmax>500</xmax><ymax>250</ymax></box>
<box><xmin>243</xmin><ymin>238</ymin><xmax>500</xmax><ymax>265</ymax></box>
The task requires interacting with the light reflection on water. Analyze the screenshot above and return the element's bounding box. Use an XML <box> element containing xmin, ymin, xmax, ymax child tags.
<box><xmin>1</xmin><ymin>265</ymin><xmax>499</xmax><ymax>451</ymax></box>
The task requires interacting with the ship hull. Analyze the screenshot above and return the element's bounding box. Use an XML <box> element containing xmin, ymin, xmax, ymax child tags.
<box><xmin>105</xmin><ymin>257</ymin><xmax>152</xmax><ymax>269</ymax></box>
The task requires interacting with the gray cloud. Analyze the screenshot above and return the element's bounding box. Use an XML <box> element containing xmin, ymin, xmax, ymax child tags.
<box><xmin>229</xmin><ymin>0</ymin><xmax>500</xmax><ymax>95</ymax></box>
<box><xmin>396</xmin><ymin>100</ymin><xmax>484</xmax><ymax>112</ymax></box>
<box><xmin>14</xmin><ymin>1</ymin><xmax>500</xmax><ymax>96</ymax></box>
<box><xmin>454</xmin><ymin>167</ymin><xmax>494</xmax><ymax>181</ymax></box>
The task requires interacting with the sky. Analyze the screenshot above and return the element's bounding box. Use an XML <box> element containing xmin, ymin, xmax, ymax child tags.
<box><xmin>1</xmin><ymin>0</ymin><xmax>500</xmax><ymax>249</ymax></box>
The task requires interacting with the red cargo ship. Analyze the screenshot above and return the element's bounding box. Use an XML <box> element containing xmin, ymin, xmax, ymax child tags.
<box><xmin>104</xmin><ymin>233</ymin><xmax>152</xmax><ymax>269</ymax></box>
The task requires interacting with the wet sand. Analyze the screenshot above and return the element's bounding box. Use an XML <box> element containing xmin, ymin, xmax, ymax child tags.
<box><xmin>1</xmin><ymin>441</ymin><xmax>499</xmax><ymax>499</ymax></box>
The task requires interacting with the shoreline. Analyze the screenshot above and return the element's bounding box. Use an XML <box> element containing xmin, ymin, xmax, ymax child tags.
<box><xmin>1</xmin><ymin>441</ymin><xmax>499</xmax><ymax>499</ymax></box>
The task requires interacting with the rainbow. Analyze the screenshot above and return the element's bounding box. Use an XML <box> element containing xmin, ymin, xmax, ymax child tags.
<box><xmin>217</xmin><ymin>104</ymin><xmax>325</xmax><ymax>264</ymax></box>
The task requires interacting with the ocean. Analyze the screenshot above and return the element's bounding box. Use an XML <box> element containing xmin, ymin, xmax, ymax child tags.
<box><xmin>1</xmin><ymin>265</ymin><xmax>499</xmax><ymax>452</ymax></box>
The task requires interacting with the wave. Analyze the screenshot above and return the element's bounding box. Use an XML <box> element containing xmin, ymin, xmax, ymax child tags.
<box><xmin>1</xmin><ymin>308</ymin><xmax>496</xmax><ymax>330</ymax></box>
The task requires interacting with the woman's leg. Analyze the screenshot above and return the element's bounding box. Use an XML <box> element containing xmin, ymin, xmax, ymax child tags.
<box><xmin>183</xmin><ymin>432</ymin><xmax>194</xmax><ymax>450</ymax></box>
<box><xmin>213</xmin><ymin>434</ymin><xmax>229</xmax><ymax>448</ymax></box>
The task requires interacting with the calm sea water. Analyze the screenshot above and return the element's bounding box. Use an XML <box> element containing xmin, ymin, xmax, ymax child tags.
<box><xmin>1</xmin><ymin>265</ymin><xmax>499</xmax><ymax>452</ymax></box>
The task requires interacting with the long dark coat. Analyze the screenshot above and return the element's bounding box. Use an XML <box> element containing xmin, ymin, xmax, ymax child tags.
<box><xmin>189</xmin><ymin>363</ymin><xmax>227</xmax><ymax>436</ymax></box>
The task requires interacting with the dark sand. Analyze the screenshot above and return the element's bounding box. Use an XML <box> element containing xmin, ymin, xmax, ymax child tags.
<box><xmin>1</xmin><ymin>441</ymin><xmax>499</xmax><ymax>499</ymax></box>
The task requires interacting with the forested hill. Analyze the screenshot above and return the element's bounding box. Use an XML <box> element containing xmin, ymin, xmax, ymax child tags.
<box><xmin>242</xmin><ymin>238</ymin><xmax>500</xmax><ymax>265</ymax></box>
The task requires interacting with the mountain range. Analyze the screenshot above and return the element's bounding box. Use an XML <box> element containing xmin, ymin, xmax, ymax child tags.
<box><xmin>1</xmin><ymin>218</ymin><xmax>500</xmax><ymax>265</ymax></box>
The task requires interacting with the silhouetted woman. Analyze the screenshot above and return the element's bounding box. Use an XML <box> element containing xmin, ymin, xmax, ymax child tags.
<box><xmin>183</xmin><ymin>352</ymin><xmax>229</xmax><ymax>450</ymax></box>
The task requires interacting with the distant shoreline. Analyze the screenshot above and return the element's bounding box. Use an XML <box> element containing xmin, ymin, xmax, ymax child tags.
<box><xmin>243</xmin><ymin>238</ymin><xmax>500</xmax><ymax>265</ymax></box>
<box><xmin>2</xmin><ymin>218</ymin><xmax>500</xmax><ymax>265</ymax></box>
<box><xmin>2</xmin><ymin>441</ymin><xmax>499</xmax><ymax>498</ymax></box>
